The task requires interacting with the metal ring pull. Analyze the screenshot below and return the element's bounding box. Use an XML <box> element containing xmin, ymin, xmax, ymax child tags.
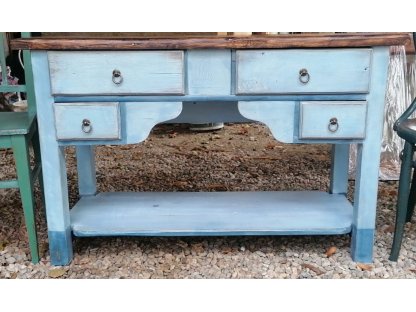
<box><xmin>328</xmin><ymin>117</ymin><xmax>339</xmax><ymax>133</ymax></box>
<box><xmin>299</xmin><ymin>68</ymin><xmax>310</xmax><ymax>84</ymax></box>
<box><xmin>82</xmin><ymin>119</ymin><xmax>92</xmax><ymax>133</ymax></box>
<box><xmin>112</xmin><ymin>69</ymin><xmax>123</xmax><ymax>85</ymax></box>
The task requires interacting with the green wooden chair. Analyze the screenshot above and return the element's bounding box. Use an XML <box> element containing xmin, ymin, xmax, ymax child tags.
<box><xmin>0</xmin><ymin>32</ymin><xmax>42</xmax><ymax>263</ymax></box>
<box><xmin>389</xmin><ymin>32</ymin><xmax>416</xmax><ymax>261</ymax></box>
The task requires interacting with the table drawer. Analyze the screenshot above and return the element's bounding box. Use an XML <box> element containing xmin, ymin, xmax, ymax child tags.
<box><xmin>54</xmin><ymin>102</ymin><xmax>120</xmax><ymax>140</ymax></box>
<box><xmin>48</xmin><ymin>51</ymin><xmax>185</xmax><ymax>95</ymax></box>
<box><xmin>236</xmin><ymin>49</ymin><xmax>372</xmax><ymax>94</ymax></box>
<box><xmin>299</xmin><ymin>101</ymin><xmax>367</xmax><ymax>139</ymax></box>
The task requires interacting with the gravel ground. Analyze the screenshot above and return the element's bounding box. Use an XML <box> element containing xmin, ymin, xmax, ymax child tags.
<box><xmin>1</xmin><ymin>123</ymin><xmax>415</xmax><ymax>279</ymax></box>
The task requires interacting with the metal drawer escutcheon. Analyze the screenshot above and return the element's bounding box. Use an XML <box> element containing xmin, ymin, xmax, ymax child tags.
<box><xmin>112</xmin><ymin>69</ymin><xmax>123</xmax><ymax>85</ymax></box>
<box><xmin>82</xmin><ymin>119</ymin><xmax>92</xmax><ymax>133</ymax></box>
<box><xmin>328</xmin><ymin>117</ymin><xmax>339</xmax><ymax>132</ymax></box>
<box><xmin>299</xmin><ymin>68</ymin><xmax>310</xmax><ymax>84</ymax></box>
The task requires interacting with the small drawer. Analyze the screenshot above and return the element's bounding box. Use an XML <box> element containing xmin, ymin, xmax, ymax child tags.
<box><xmin>48</xmin><ymin>51</ymin><xmax>185</xmax><ymax>95</ymax></box>
<box><xmin>299</xmin><ymin>101</ymin><xmax>367</xmax><ymax>139</ymax></box>
<box><xmin>54</xmin><ymin>102</ymin><xmax>120</xmax><ymax>140</ymax></box>
<box><xmin>236</xmin><ymin>49</ymin><xmax>372</xmax><ymax>94</ymax></box>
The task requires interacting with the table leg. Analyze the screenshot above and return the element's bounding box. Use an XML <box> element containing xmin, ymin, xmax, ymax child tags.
<box><xmin>76</xmin><ymin>145</ymin><xmax>97</xmax><ymax>196</ymax></box>
<box><xmin>43</xmin><ymin>146</ymin><xmax>72</xmax><ymax>265</ymax></box>
<box><xmin>32</xmin><ymin>52</ymin><xmax>73</xmax><ymax>265</ymax></box>
<box><xmin>351</xmin><ymin>143</ymin><xmax>381</xmax><ymax>262</ymax></box>
<box><xmin>350</xmin><ymin>47</ymin><xmax>390</xmax><ymax>263</ymax></box>
<box><xmin>329</xmin><ymin>144</ymin><xmax>350</xmax><ymax>195</ymax></box>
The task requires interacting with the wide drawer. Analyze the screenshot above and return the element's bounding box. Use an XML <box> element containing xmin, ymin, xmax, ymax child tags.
<box><xmin>48</xmin><ymin>51</ymin><xmax>185</xmax><ymax>95</ymax></box>
<box><xmin>236</xmin><ymin>49</ymin><xmax>372</xmax><ymax>94</ymax></box>
<box><xmin>54</xmin><ymin>102</ymin><xmax>120</xmax><ymax>140</ymax></box>
<box><xmin>299</xmin><ymin>101</ymin><xmax>367</xmax><ymax>139</ymax></box>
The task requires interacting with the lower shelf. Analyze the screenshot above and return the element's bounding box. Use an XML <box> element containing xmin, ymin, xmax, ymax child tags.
<box><xmin>70</xmin><ymin>191</ymin><xmax>353</xmax><ymax>236</ymax></box>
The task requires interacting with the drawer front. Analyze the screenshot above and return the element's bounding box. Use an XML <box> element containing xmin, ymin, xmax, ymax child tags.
<box><xmin>54</xmin><ymin>102</ymin><xmax>120</xmax><ymax>140</ymax></box>
<box><xmin>48</xmin><ymin>51</ymin><xmax>185</xmax><ymax>95</ymax></box>
<box><xmin>236</xmin><ymin>49</ymin><xmax>372</xmax><ymax>94</ymax></box>
<box><xmin>299</xmin><ymin>101</ymin><xmax>367</xmax><ymax>139</ymax></box>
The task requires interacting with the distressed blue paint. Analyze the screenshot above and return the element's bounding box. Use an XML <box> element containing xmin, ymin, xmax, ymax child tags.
<box><xmin>76</xmin><ymin>146</ymin><xmax>97</xmax><ymax>196</ymax></box>
<box><xmin>238</xmin><ymin>101</ymin><xmax>296</xmax><ymax>143</ymax></box>
<box><xmin>124</xmin><ymin>102</ymin><xmax>182</xmax><ymax>143</ymax></box>
<box><xmin>231</xmin><ymin>50</ymin><xmax>237</xmax><ymax>94</ymax></box>
<box><xmin>48</xmin><ymin>228</ymin><xmax>73</xmax><ymax>266</ymax></box>
<box><xmin>236</xmin><ymin>49</ymin><xmax>372</xmax><ymax>94</ymax></box>
<box><xmin>330</xmin><ymin>144</ymin><xmax>350</xmax><ymax>194</ymax></box>
<box><xmin>54</xmin><ymin>94</ymin><xmax>368</xmax><ymax>103</ymax></box>
<box><xmin>54</xmin><ymin>102</ymin><xmax>120</xmax><ymax>140</ymax></box>
<box><xmin>187</xmin><ymin>50</ymin><xmax>231</xmax><ymax>95</ymax></box>
<box><xmin>30</xmin><ymin>43</ymin><xmax>392</xmax><ymax>264</ymax></box>
<box><xmin>56</xmin><ymin>135</ymin><xmax>368</xmax><ymax>147</ymax></box>
<box><xmin>70</xmin><ymin>191</ymin><xmax>353</xmax><ymax>236</ymax></box>
<box><xmin>351</xmin><ymin>47</ymin><xmax>390</xmax><ymax>261</ymax></box>
<box><xmin>48</xmin><ymin>51</ymin><xmax>185</xmax><ymax>95</ymax></box>
<box><xmin>31</xmin><ymin>51</ymin><xmax>73</xmax><ymax>263</ymax></box>
<box><xmin>350</xmin><ymin>226</ymin><xmax>374</xmax><ymax>263</ymax></box>
<box><xmin>299</xmin><ymin>101</ymin><xmax>367</xmax><ymax>139</ymax></box>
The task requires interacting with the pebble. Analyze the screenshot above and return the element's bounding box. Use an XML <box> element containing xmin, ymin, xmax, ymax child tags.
<box><xmin>7</xmin><ymin>264</ymin><xmax>17</xmax><ymax>272</ymax></box>
<box><xmin>255</xmin><ymin>251</ymin><xmax>266</xmax><ymax>257</ymax></box>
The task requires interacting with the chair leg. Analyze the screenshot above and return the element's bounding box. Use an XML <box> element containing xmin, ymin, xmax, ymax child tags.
<box><xmin>390</xmin><ymin>142</ymin><xmax>414</xmax><ymax>261</ymax></box>
<box><xmin>32</xmin><ymin>128</ymin><xmax>45</xmax><ymax>209</ymax></box>
<box><xmin>11</xmin><ymin>135</ymin><xmax>40</xmax><ymax>264</ymax></box>
<box><xmin>406</xmin><ymin>163</ymin><xmax>416</xmax><ymax>223</ymax></box>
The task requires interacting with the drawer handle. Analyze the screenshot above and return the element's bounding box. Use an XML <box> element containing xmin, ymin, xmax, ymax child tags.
<box><xmin>112</xmin><ymin>69</ymin><xmax>123</xmax><ymax>85</ymax></box>
<box><xmin>82</xmin><ymin>119</ymin><xmax>92</xmax><ymax>133</ymax></box>
<box><xmin>328</xmin><ymin>118</ymin><xmax>339</xmax><ymax>133</ymax></box>
<box><xmin>299</xmin><ymin>68</ymin><xmax>310</xmax><ymax>84</ymax></box>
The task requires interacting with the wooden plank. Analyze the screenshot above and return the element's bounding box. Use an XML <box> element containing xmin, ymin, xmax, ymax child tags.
<box><xmin>124</xmin><ymin>102</ymin><xmax>182</xmax><ymax>144</ymax></box>
<box><xmin>76</xmin><ymin>146</ymin><xmax>96</xmax><ymax>196</ymax></box>
<box><xmin>236</xmin><ymin>49</ymin><xmax>372</xmax><ymax>94</ymax></box>
<box><xmin>351</xmin><ymin>46</ymin><xmax>391</xmax><ymax>263</ymax></box>
<box><xmin>54</xmin><ymin>102</ymin><xmax>120</xmax><ymax>140</ymax></box>
<box><xmin>31</xmin><ymin>51</ymin><xmax>73</xmax><ymax>265</ymax></box>
<box><xmin>48</xmin><ymin>51</ymin><xmax>185</xmax><ymax>95</ymax></box>
<box><xmin>53</xmin><ymin>94</ymin><xmax>368</xmax><ymax>103</ymax></box>
<box><xmin>238</xmin><ymin>101</ymin><xmax>296</xmax><ymax>143</ymax></box>
<box><xmin>0</xmin><ymin>112</ymin><xmax>34</xmax><ymax>135</ymax></box>
<box><xmin>0</xmin><ymin>33</ymin><xmax>8</xmax><ymax>85</ymax></box>
<box><xmin>11</xmin><ymin>33</ymin><xmax>412</xmax><ymax>50</ymax></box>
<box><xmin>0</xmin><ymin>85</ymin><xmax>27</xmax><ymax>93</ymax></box>
<box><xmin>0</xmin><ymin>179</ymin><xmax>19</xmax><ymax>189</ymax></box>
<box><xmin>299</xmin><ymin>101</ymin><xmax>368</xmax><ymax>139</ymax></box>
<box><xmin>329</xmin><ymin>144</ymin><xmax>350</xmax><ymax>194</ymax></box>
<box><xmin>70</xmin><ymin>191</ymin><xmax>353</xmax><ymax>236</ymax></box>
<box><xmin>187</xmin><ymin>50</ymin><xmax>232</xmax><ymax>95</ymax></box>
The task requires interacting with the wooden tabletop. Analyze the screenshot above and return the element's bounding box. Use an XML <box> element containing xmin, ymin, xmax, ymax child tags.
<box><xmin>11</xmin><ymin>33</ymin><xmax>413</xmax><ymax>51</ymax></box>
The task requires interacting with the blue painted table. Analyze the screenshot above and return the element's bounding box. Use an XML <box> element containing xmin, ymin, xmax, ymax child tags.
<box><xmin>12</xmin><ymin>34</ymin><xmax>411</xmax><ymax>265</ymax></box>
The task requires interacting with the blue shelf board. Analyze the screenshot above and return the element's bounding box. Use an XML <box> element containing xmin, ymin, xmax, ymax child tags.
<box><xmin>70</xmin><ymin>191</ymin><xmax>353</xmax><ymax>237</ymax></box>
